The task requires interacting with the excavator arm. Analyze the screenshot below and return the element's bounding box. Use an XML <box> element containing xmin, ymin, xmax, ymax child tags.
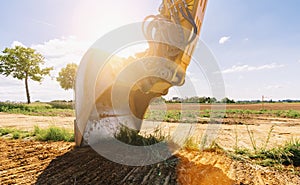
<box><xmin>75</xmin><ymin>0</ymin><xmax>208</xmax><ymax>146</ymax></box>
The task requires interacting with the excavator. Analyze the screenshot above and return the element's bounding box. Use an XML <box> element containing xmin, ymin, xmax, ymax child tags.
<box><xmin>75</xmin><ymin>0</ymin><xmax>208</xmax><ymax>146</ymax></box>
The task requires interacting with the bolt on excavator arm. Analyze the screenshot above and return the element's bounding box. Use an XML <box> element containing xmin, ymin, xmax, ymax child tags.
<box><xmin>75</xmin><ymin>0</ymin><xmax>208</xmax><ymax>146</ymax></box>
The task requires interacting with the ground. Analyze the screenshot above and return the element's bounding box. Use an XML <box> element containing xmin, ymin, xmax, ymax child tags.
<box><xmin>0</xmin><ymin>112</ymin><xmax>73</xmax><ymax>131</ymax></box>
<box><xmin>1</xmin><ymin>139</ymin><xmax>299</xmax><ymax>184</ymax></box>
<box><xmin>0</xmin><ymin>103</ymin><xmax>300</xmax><ymax>184</ymax></box>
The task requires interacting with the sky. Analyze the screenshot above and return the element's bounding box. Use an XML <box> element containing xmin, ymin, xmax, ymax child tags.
<box><xmin>0</xmin><ymin>0</ymin><xmax>300</xmax><ymax>102</ymax></box>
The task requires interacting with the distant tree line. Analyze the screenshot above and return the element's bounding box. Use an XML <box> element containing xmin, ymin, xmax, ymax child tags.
<box><xmin>236</xmin><ymin>99</ymin><xmax>300</xmax><ymax>104</ymax></box>
<box><xmin>165</xmin><ymin>96</ymin><xmax>235</xmax><ymax>104</ymax></box>
<box><xmin>164</xmin><ymin>97</ymin><xmax>300</xmax><ymax>104</ymax></box>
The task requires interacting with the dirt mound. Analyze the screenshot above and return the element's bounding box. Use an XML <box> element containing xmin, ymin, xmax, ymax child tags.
<box><xmin>177</xmin><ymin>150</ymin><xmax>300</xmax><ymax>185</ymax></box>
<box><xmin>0</xmin><ymin>139</ymin><xmax>299</xmax><ymax>184</ymax></box>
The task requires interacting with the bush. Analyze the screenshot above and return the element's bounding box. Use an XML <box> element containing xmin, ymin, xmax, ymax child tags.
<box><xmin>48</xmin><ymin>102</ymin><xmax>73</xmax><ymax>109</ymax></box>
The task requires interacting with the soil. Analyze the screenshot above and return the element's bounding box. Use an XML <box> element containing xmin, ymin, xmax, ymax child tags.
<box><xmin>1</xmin><ymin>103</ymin><xmax>300</xmax><ymax>184</ymax></box>
<box><xmin>0</xmin><ymin>139</ymin><xmax>299</xmax><ymax>185</ymax></box>
<box><xmin>177</xmin><ymin>149</ymin><xmax>300</xmax><ymax>185</ymax></box>
<box><xmin>141</xmin><ymin>118</ymin><xmax>300</xmax><ymax>150</ymax></box>
<box><xmin>0</xmin><ymin>112</ymin><xmax>74</xmax><ymax>131</ymax></box>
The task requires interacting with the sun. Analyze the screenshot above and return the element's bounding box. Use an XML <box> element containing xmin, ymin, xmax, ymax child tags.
<box><xmin>70</xmin><ymin>0</ymin><xmax>160</xmax><ymax>41</ymax></box>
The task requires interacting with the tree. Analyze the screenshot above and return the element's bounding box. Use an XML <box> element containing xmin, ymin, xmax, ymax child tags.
<box><xmin>221</xmin><ymin>97</ymin><xmax>235</xmax><ymax>104</ymax></box>
<box><xmin>210</xmin><ymin>97</ymin><xmax>217</xmax><ymax>103</ymax></box>
<box><xmin>56</xmin><ymin>63</ymin><xmax>78</xmax><ymax>90</ymax></box>
<box><xmin>0</xmin><ymin>46</ymin><xmax>53</xmax><ymax>104</ymax></box>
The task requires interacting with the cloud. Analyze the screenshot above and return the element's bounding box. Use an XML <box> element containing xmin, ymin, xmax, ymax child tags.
<box><xmin>244</xmin><ymin>38</ymin><xmax>249</xmax><ymax>41</ymax></box>
<box><xmin>1</xmin><ymin>37</ymin><xmax>93</xmax><ymax>102</ymax></box>
<box><xmin>31</xmin><ymin>36</ymin><xmax>89</xmax><ymax>58</ymax></box>
<box><xmin>219</xmin><ymin>36</ymin><xmax>230</xmax><ymax>44</ymax></box>
<box><xmin>30</xmin><ymin>36</ymin><xmax>92</xmax><ymax>76</ymax></box>
<box><xmin>222</xmin><ymin>63</ymin><xmax>284</xmax><ymax>74</ymax></box>
<box><xmin>11</xmin><ymin>41</ymin><xmax>26</xmax><ymax>48</ymax></box>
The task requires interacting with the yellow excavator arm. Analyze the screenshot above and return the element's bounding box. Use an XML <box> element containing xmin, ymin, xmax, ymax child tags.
<box><xmin>75</xmin><ymin>0</ymin><xmax>208</xmax><ymax>146</ymax></box>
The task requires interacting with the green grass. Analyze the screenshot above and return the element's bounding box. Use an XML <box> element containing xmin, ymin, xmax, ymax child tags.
<box><xmin>232</xmin><ymin>124</ymin><xmax>300</xmax><ymax>168</ymax></box>
<box><xmin>0</xmin><ymin>127</ymin><xmax>14</xmax><ymax>136</ymax></box>
<box><xmin>0</xmin><ymin>126</ymin><xmax>74</xmax><ymax>142</ymax></box>
<box><xmin>0</xmin><ymin>127</ymin><xmax>30</xmax><ymax>139</ymax></box>
<box><xmin>144</xmin><ymin>109</ymin><xmax>300</xmax><ymax>123</ymax></box>
<box><xmin>226</xmin><ymin>109</ymin><xmax>300</xmax><ymax>119</ymax></box>
<box><xmin>33</xmin><ymin>125</ymin><xmax>74</xmax><ymax>142</ymax></box>
<box><xmin>145</xmin><ymin>110</ymin><xmax>182</xmax><ymax>122</ymax></box>
<box><xmin>144</xmin><ymin>110</ymin><xmax>223</xmax><ymax>123</ymax></box>
<box><xmin>182</xmin><ymin>134</ymin><xmax>224</xmax><ymax>153</ymax></box>
<box><xmin>0</xmin><ymin>102</ymin><xmax>74</xmax><ymax>117</ymax></box>
<box><xmin>285</xmin><ymin>110</ymin><xmax>300</xmax><ymax>118</ymax></box>
<box><xmin>1</xmin><ymin>102</ymin><xmax>299</xmax><ymax>120</ymax></box>
<box><xmin>183</xmin><ymin>137</ymin><xmax>200</xmax><ymax>151</ymax></box>
<box><xmin>238</xmin><ymin>140</ymin><xmax>300</xmax><ymax>167</ymax></box>
<box><xmin>47</xmin><ymin>102</ymin><xmax>74</xmax><ymax>109</ymax></box>
<box><xmin>130</xmin><ymin>122</ymin><xmax>300</xmax><ymax>168</ymax></box>
<box><xmin>12</xmin><ymin>131</ymin><xmax>21</xmax><ymax>139</ymax></box>
<box><xmin>114</xmin><ymin>125</ymin><xmax>168</xmax><ymax>146</ymax></box>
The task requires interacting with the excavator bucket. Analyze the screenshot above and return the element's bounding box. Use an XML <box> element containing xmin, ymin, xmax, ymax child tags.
<box><xmin>75</xmin><ymin>0</ymin><xmax>208</xmax><ymax>146</ymax></box>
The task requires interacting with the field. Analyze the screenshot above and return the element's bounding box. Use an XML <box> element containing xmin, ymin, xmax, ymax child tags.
<box><xmin>146</xmin><ymin>103</ymin><xmax>300</xmax><ymax>150</ymax></box>
<box><xmin>0</xmin><ymin>102</ymin><xmax>300</xmax><ymax>184</ymax></box>
<box><xmin>157</xmin><ymin>102</ymin><xmax>300</xmax><ymax>111</ymax></box>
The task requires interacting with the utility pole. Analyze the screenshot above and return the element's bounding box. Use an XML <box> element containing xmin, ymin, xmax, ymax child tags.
<box><xmin>262</xmin><ymin>95</ymin><xmax>265</xmax><ymax>110</ymax></box>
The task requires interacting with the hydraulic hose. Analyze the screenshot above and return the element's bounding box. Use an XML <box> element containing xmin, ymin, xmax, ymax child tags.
<box><xmin>178</xmin><ymin>5</ymin><xmax>198</xmax><ymax>44</ymax></box>
<box><xmin>143</xmin><ymin>14</ymin><xmax>183</xmax><ymax>57</ymax></box>
<box><xmin>142</xmin><ymin>0</ymin><xmax>198</xmax><ymax>57</ymax></box>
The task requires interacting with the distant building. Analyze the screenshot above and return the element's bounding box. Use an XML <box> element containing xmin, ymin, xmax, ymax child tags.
<box><xmin>171</xmin><ymin>97</ymin><xmax>182</xmax><ymax>103</ymax></box>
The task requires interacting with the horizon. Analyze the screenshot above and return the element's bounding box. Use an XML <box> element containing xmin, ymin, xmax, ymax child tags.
<box><xmin>2</xmin><ymin>96</ymin><xmax>300</xmax><ymax>104</ymax></box>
